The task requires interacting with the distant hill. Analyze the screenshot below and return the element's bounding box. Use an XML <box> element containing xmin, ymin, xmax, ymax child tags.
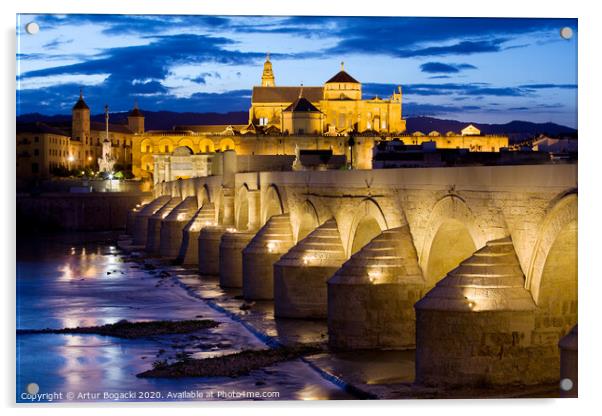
<box><xmin>17</xmin><ymin>112</ymin><xmax>576</xmax><ymax>142</ymax></box>
<box><xmin>405</xmin><ymin>116</ymin><xmax>577</xmax><ymax>142</ymax></box>
<box><xmin>17</xmin><ymin>111</ymin><xmax>249</xmax><ymax>131</ymax></box>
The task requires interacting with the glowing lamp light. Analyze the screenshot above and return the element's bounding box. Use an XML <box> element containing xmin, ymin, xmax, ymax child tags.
<box><xmin>368</xmin><ymin>270</ymin><xmax>382</xmax><ymax>284</ymax></box>
<box><xmin>108</xmin><ymin>173</ymin><xmax>114</xmax><ymax>180</ymax></box>
<box><xmin>226</xmin><ymin>227</ymin><xmax>237</xmax><ymax>233</ymax></box>
<box><xmin>302</xmin><ymin>254</ymin><xmax>315</xmax><ymax>265</ymax></box>
<box><xmin>266</xmin><ymin>241</ymin><xmax>277</xmax><ymax>253</ymax></box>
<box><xmin>204</xmin><ymin>220</ymin><xmax>213</xmax><ymax>226</ymax></box>
<box><xmin>68</xmin><ymin>155</ymin><xmax>75</xmax><ymax>162</ymax></box>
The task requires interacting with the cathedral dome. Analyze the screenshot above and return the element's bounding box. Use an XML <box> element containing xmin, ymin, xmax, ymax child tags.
<box><xmin>325</xmin><ymin>62</ymin><xmax>360</xmax><ymax>84</ymax></box>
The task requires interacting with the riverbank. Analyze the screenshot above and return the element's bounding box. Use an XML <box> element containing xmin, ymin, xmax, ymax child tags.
<box><xmin>16</xmin><ymin>192</ymin><xmax>152</xmax><ymax>231</ymax></box>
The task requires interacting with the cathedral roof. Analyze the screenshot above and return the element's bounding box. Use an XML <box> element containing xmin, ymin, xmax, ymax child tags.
<box><xmin>252</xmin><ymin>86</ymin><xmax>323</xmax><ymax>103</ymax></box>
<box><xmin>283</xmin><ymin>96</ymin><xmax>320</xmax><ymax>112</ymax></box>
<box><xmin>325</xmin><ymin>70</ymin><xmax>360</xmax><ymax>84</ymax></box>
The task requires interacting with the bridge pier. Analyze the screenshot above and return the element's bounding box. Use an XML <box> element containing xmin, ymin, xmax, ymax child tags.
<box><xmin>125</xmin><ymin>204</ymin><xmax>144</xmax><ymax>236</ymax></box>
<box><xmin>219</xmin><ymin>231</ymin><xmax>254</xmax><ymax>288</ymax></box>
<box><xmin>176</xmin><ymin>203</ymin><xmax>216</xmax><ymax>265</ymax></box>
<box><xmin>133</xmin><ymin>196</ymin><xmax>171</xmax><ymax>245</ymax></box>
<box><xmin>198</xmin><ymin>226</ymin><xmax>227</xmax><ymax>275</ymax></box>
<box><xmin>159</xmin><ymin>196</ymin><xmax>198</xmax><ymax>258</ymax></box>
<box><xmin>327</xmin><ymin>226</ymin><xmax>424</xmax><ymax>350</ymax></box>
<box><xmin>145</xmin><ymin>198</ymin><xmax>181</xmax><ymax>254</ymax></box>
<box><xmin>242</xmin><ymin>214</ymin><xmax>294</xmax><ymax>300</ymax></box>
<box><xmin>414</xmin><ymin>237</ymin><xmax>548</xmax><ymax>387</ymax></box>
<box><xmin>274</xmin><ymin>219</ymin><xmax>346</xmax><ymax>319</ymax></box>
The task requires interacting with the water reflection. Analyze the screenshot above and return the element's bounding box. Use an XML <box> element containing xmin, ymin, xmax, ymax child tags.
<box><xmin>16</xmin><ymin>233</ymin><xmax>351</xmax><ymax>402</ymax></box>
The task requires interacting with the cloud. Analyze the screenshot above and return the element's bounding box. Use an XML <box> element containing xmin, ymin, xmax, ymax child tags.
<box><xmin>518</xmin><ymin>83</ymin><xmax>578</xmax><ymax>89</ymax></box>
<box><xmin>365</xmin><ymin>82</ymin><xmax>529</xmax><ymax>98</ymax></box>
<box><xmin>420</xmin><ymin>62</ymin><xmax>477</xmax><ymax>73</ymax></box>
<box><xmin>322</xmin><ymin>17</ymin><xmax>577</xmax><ymax>58</ymax></box>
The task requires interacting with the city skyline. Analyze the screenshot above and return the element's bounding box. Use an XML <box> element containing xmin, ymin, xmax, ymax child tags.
<box><xmin>17</xmin><ymin>15</ymin><xmax>578</xmax><ymax>127</ymax></box>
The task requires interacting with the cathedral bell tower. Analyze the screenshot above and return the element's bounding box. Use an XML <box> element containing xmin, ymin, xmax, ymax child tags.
<box><xmin>261</xmin><ymin>52</ymin><xmax>275</xmax><ymax>87</ymax></box>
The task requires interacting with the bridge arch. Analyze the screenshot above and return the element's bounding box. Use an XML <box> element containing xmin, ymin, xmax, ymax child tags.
<box><xmin>295</xmin><ymin>199</ymin><xmax>320</xmax><ymax>243</ymax></box>
<box><xmin>527</xmin><ymin>193</ymin><xmax>577</xmax><ymax>311</ymax></box>
<box><xmin>195</xmin><ymin>182</ymin><xmax>211</xmax><ymax>208</ymax></box>
<box><xmin>236</xmin><ymin>184</ymin><xmax>251</xmax><ymax>231</ymax></box>
<box><xmin>419</xmin><ymin>195</ymin><xmax>484</xmax><ymax>288</ymax></box>
<box><xmin>262</xmin><ymin>184</ymin><xmax>285</xmax><ymax>224</ymax></box>
<box><xmin>346</xmin><ymin>197</ymin><xmax>388</xmax><ymax>257</ymax></box>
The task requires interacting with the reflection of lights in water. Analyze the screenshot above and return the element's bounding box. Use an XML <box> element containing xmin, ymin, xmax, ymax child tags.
<box><xmin>58</xmin><ymin>264</ymin><xmax>74</xmax><ymax>282</ymax></box>
<box><xmin>70</xmin><ymin>247</ymin><xmax>76</xmax><ymax>255</ymax></box>
<box><xmin>296</xmin><ymin>384</ymin><xmax>326</xmax><ymax>401</ymax></box>
<box><xmin>266</xmin><ymin>241</ymin><xmax>276</xmax><ymax>253</ymax></box>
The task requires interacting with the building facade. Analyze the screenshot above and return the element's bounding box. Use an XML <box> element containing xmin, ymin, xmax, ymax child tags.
<box><xmin>249</xmin><ymin>57</ymin><xmax>406</xmax><ymax>135</ymax></box>
<box><xmin>16</xmin><ymin>55</ymin><xmax>510</xmax><ymax>180</ymax></box>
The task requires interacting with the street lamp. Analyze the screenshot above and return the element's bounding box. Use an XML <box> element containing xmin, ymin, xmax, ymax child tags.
<box><xmin>68</xmin><ymin>155</ymin><xmax>75</xmax><ymax>173</ymax></box>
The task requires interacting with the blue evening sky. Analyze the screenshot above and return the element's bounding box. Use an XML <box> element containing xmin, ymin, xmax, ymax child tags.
<box><xmin>16</xmin><ymin>15</ymin><xmax>578</xmax><ymax>127</ymax></box>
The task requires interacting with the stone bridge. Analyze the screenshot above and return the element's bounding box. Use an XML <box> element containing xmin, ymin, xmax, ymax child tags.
<box><xmin>125</xmin><ymin>163</ymin><xmax>577</xmax><ymax>387</ymax></box>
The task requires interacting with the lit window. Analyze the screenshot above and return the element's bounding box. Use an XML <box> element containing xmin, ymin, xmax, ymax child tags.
<box><xmin>164</xmin><ymin>145</ymin><xmax>169</xmax><ymax>153</ymax></box>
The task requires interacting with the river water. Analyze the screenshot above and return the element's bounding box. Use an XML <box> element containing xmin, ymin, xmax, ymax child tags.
<box><xmin>16</xmin><ymin>233</ymin><xmax>351</xmax><ymax>402</ymax></box>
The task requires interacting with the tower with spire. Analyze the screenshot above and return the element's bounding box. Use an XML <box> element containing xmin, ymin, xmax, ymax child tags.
<box><xmin>72</xmin><ymin>88</ymin><xmax>90</xmax><ymax>144</ymax></box>
<box><xmin>127</xmin><ymin>99</ymin><xmax>145</xmax><ymax>134</ymax></box>
<box><xmin>261</xmin><ymin>52</ymin><xmax>275</xmax><ymax>87</ymax></box>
